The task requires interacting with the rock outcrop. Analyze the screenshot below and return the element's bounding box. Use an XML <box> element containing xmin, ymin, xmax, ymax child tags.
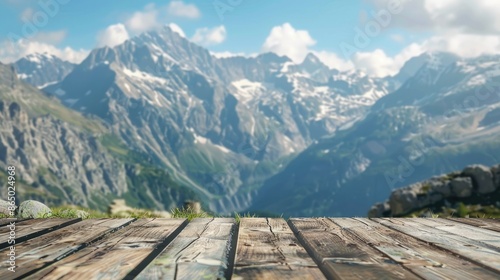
<box><xmin>369</xmin><ymin>164</ymin><xmax>500</xmax><ymax>217</ymax></box>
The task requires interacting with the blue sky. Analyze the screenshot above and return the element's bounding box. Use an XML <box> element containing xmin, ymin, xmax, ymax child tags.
<box><xmin>1</xmin><ymin>0</ymin><xmax>499</xmax><ymax>77</ymax></box>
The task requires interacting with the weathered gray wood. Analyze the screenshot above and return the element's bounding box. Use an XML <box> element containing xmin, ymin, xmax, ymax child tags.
<box><xmin>0</xmin><ymin>218</ymin><xmax>133</xmax><ymax>280</ymax></box>
<box><xmin>136</xmin><ymin>218</ymin><xmax>236</xmax><ymax>280</ymax></box>
<box><xmin>0</xmin><ymin>218</ymin><xmax>18</xmax><ymax>227</ymax></box>
<box><xmin>289</xmin><ymin>218</ymin><xmax>418</xmax><ymax>280</ymax></box>
<box><xmin>446</xmin><ymin>218</ymin><xmax>500</xmax><ymax>233</ymax></box>
<box><xmin>334</xmin><ymin>218</ymin><xmax>500</xmax><ymax>280</ymax></box>
<box><xmin>25</xmin><ymin>218</ymin><xmax>186</xmax><ymax>280</ymax></box>
<box><xmin>0</xmin><ymin>218</ymin><xmax>81</xmax><ymax>249</ymax></box>
<box><xmin>373</xmin><ymin>218</ymin><xmax>500</xmax><ymax>273</ymax></box>
<box><xmin>233</xmin><ymin>218</ymin><xmax>325</xmax><ymax>280</ymax></box>
<box><xmin>407</xmin><ymin>218</ymin><xmax>500</xmax><ymax>250</ymax></box>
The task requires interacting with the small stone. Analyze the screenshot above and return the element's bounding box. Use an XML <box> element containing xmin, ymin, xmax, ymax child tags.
<box><xmin>18</xmin><ymin>200</ymin><xmax>52</xmax><ymax>218</ymax></box>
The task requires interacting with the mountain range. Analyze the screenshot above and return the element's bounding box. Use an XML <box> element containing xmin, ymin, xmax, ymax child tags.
<box><xmin>1</xmin><ymin>25</ymin><xmax>499</xmax><ymax>216</ymax></box>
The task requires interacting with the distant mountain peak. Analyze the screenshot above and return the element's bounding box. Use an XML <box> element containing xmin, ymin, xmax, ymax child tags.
<box><xmin>12</xmin><ymin>52</ymin><xmax>75</xmax><ymax>88</ymax></box>
<box><xmin>301</xmin><ymin>53</ymin><xmax>323</xmax><ymax>66</ymax></box>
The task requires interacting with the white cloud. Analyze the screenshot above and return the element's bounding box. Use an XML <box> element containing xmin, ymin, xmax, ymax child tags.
<box><xmin>0</xmin><ymin>39</ymin><xmax>89</xmax><ymax>64</ymax></box>
<box><xmin>97</xmin><ymin>24</ymin><xmax>130</xmax><ymax>48</ymax></box>
<box><xmin>259</xmin><ymin>22</ymin><xmax>430</xmax><ymax>77</ymax></box>
<box><xmin>167</xmin><ymin>1</ymin><xmax>201</xmax><ymax>19</ymax></box>
<box><xmin>125</xmin><ymin>3</ymin><xmax>160</xmax><ymax>34</ymax></box>
<box><xmin>421</xmin><ymin>34</ymin><xmax>500</xmax><ymax>58</ymax></box>
<box><xmin>168</xmin><ymin>23</ymin><xmax>186</xmax><ymax>38</ymax></box>
<box><xmin>119</xmin><ymin>2</ymin><xmax>199</xmax><ymax>36</ymax></box>
<box><xmin>261</xmin><ymin>23</ymin><xmax>316</xmax><ymax>63</ymax></box>
<box><xmin>352</xmin><ymin>43</ymin><xmax>425</xmax><ymax>76</ymax></box>
<box><xmin>366</xmin><ymin>0</ymin><xmax>500</xmax><ymax>35</ymax></box>
<box><xmin>31</xmin><ymin>30</ymin><xmax>67</xmax><ymax>45</ymax></box>
<box><xmin>191</xmin><ymin>26</ymin><xmax>227</xmax><ymax>46</ymax></box>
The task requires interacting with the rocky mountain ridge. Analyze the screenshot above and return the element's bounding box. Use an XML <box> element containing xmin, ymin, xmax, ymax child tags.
<box><xmin>38</xmin><ymin>25</ymin><xmax>396</xmax><ymax>214</ymax></box>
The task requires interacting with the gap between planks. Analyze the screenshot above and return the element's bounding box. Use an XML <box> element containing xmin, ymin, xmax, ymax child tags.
<box><xmin>289</xmin><ymin>218</ymin><xmax>420</xmax><ymax>280</ymax></box>
<box><xmin>0</xmin><ymin>218</ymin><xmax>81</xmax><ymax>250</ymax></box>
<box><xmin>234</xmin><ymin>218</ymin><xmax>326</xmax><ymax>280</ymax></box>
<box><xmin>341</xmin><ymin>218</ymin><xmax>500</xmax><ymax>280</ymax></box>
<box><xmin>0</xmin><ymin>218</ymin><xmax>135</xmax><ymax>280</ymax></box>
<box><xmin>24</xmin><ymin>218</ymin><xmax>187</xmax><ymax>280</ymax></box>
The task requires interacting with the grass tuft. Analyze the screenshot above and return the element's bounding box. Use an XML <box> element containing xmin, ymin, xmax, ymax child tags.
<box><xmin>170</xmin><ymin>207</ymin><xmax>212</xmax><ymax>221</ymax></box>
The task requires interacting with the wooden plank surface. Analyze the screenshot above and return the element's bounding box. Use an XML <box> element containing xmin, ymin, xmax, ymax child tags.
<box><xmin>446</xmin><ymin>218</ymin><xmax>500</xmax><ymax>233</ymax></box>
<box><xmin>233</xmin><ymin>218</ymin><xmax>325</xmax><ymax>280</ymax></box>
<box><xmin>136</xmin><ymin>218</ymin><xmax>236</xmax><ymax>280</ymax></box>
<box><xmin>373</xmin><ymin>218</ymin><xmax>500</xmax><ymax>273</ymax></box>
<box><xmin>25</xmin><ymin>218</ymin><xmax>187</xmax><ymax>280</ymax></box>
<box><xmin>406</xmin><ymin>218</ymin><xmax>500</xmax><ymax>250</ymax></box>
<box><xmin>0</xmin><ymin>218</ymin><xmax>81</xmax><ymax>249</ymax></box>
<box><xmin>334</xmin><ymin>218</ymin><xmax>500</xmax><ymax>280</ymax></box>
<box><xmin>289</xmin><ymin>218</ymin><xmax>418</xmax><ymax>280</ymax></box>
<box><xmin>0</xmin><ymin>218</ymin><xmax>133</xmax><ymax>280</ymax></box>
<box><xmin>0</xmin><ymin>218</ymin><xmax>19</xmax><ymax>227</ymax></box>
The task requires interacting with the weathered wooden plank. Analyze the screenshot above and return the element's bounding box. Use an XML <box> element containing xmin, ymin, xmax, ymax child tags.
<box><xmin>0</xmin><ymin>218</ymin><xmax>19</xmax><ymax>227</ymax></box>
<box><xmin>136</xmin><ymin>218</ymin><xmax>236</xmax><ymax>280</ymax></box>
<box><xmin>407</xmin><ymin>218</ymin><xmax>500</xmax><ymax>250</ymax></box>
<box><xmin>289</xmin><ymin>218</ymin><xmax>418</xmax><ymax>280</ymax></box>
<box><xmin>0</xmin><ymin>218</ymin><xmax>133</xmax><ymax>280</ymax></box>
<box><xmin>446</xmin><ymin>218</ymin><xmax>500</xmax><ymax>233</ymax></box>
<box><xmin>25</xmin><ymin>218</ymin><xmax>187</xmax><ymax>280</ymax></box>
<box><xmin>0</xmin><ymin>218</ymin><xmax>81</xmax><ymax>249</ymax></box>
<box><xmin>373</xmin><ymin>218</ymin><xmax>500</xmax><ymax>273</ymax></box>
<box><xmin>233</xmin><ymin>218</ymin><xmax>325</xmax><ymax>280</ymax></box>
<box><xmin>334</xmin><ymin>218</ymin><xmax>500</xmax><ymax>280</ymax></box>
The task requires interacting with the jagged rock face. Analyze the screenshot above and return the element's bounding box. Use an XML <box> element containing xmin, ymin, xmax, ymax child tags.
<box><xmin>0</xmin><ymin>100</ymin><xmax>127</xmax><ymax>206</ymax></box>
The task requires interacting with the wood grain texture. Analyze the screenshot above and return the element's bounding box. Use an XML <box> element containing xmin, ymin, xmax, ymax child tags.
<box><xmin>406</xmin><ymin>218</ymin><xmax>500</xmax><ymax>250</ymax></box>
<box><xmin>233</xmin><ymin>218</ymin><xmax>325</xmax><ymax>280</ymax></box>
<box><xmin>0</xmin><ymin>218</ymin><xmax>18</xmax><ymax>227</ymax></box>
<box><xmin>0</xmin><ymin>218</ymin><xmax>81</xmax><ymax>249</ymax></box>
<box><xmin>136</xmin><ymin>218</ymin><xmax>236</xmax><ymax>280</ymax></box>
<box><xmin>25</xmin><ymin>218</ymin><xmax>186</xmax><ymax>280</ymax></box>
<box><xmin>446</xmin><ymin>218</ymin><xmax>500</xmax><ymax>233</ymax></box>
<box><xmin>0</xmin><ymin>218</ymin><xmax>133</xmax><ymax>280</ymax></box>
<box><xmin>289</xmin><ymin>218</ymin><xmax>419</xmax><ymax>280</ymax></box>
<box><xmin>373</xmin><ymin>218</ymin><xmax>500</xmax><ymax>273</ymax></box>
<box><xmin>335</xmin><ymin>218</ymin><xmax>500</xmax><ymax>280</ymax></box>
